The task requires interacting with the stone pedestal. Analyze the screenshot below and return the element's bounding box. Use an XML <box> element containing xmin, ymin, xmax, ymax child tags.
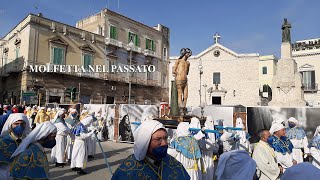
<box><xmin>269</xmin><ymin>43</ymin><xmax>305</xmax><ymax>107</ymax></box>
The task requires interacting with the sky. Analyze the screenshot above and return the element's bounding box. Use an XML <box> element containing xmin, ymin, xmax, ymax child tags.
<box><xmin>1</xmin><ymin>0</ymin><xmax>320</xmax><ymax>57</ymax></box>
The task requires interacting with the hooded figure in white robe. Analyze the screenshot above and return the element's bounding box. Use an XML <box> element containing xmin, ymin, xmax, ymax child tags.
<box><xmin>216</xmin><ymin>150</ymin><xmax>256</xmax><ymax>180</ymax></box>
<box><xmin>112</xmin><ymin>120</ymin><xmax>190</xmax><ymax>180</ymax></box>
<box><xmin>51</xmin><ymin>111</ymin><xmax>71</xmax><ymax>167</ymax></box>
<box><xmin>168</xmin><ymin>122</ymin><xmax>203</xmax><ymax>180</ymax></box>
<box><xmin>201</xmin><ymin>116</ymin><xmax>219</xmax><ymax>180</ymax></box>
<box><xmin>308</xmin><ymin>125</ymin><xmax>320</xmax><ymax>169</ymax></box>
<box><xmin>10</xmin><ymin>121</ymin><xmax>57</xmax><ymax>180</ymax></box>
<box><xmin>70</xmin><ymin>116</ymin><xmax>95</xmax><ymax>174</ymax></box>
<box><xmin>285</xmin><ymin>117</ymin><xmax>310</xmax><ymax>163</ymax></box>
<box><xmin>0</xmin><ymin>113</ymin><xmax>30</xmax><ymax>180</ymax></box>
<box><xmin>65</xmin><ymin>108</ymin><xmax>77</xmax><ymax>161</ymax></box>
<box><xmin>87</xmin><ymin>112</ymin><xmax>97</xmax><ymax>158</ymax></box>
<box><xmin>234</xmin><ymin>118</ymin><xmax>251</xmax><ymax>153</ymax></box>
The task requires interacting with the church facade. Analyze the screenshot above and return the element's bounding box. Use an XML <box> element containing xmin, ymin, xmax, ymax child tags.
<box><xmin>169</xmin><ymin>34</ymin><xmax>262</xmax><ymax>107</ymax></box>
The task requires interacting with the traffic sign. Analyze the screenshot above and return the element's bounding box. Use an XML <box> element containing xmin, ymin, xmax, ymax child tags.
<box><xmin>23</xmin><ymin>91</ymin><xmax>36</xmax><ymax>96</ymax></box>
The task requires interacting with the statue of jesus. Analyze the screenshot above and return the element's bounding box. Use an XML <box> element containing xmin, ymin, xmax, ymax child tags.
<box><xmin>172</xmin><ymin>48</ymin><xmax>191</xmax><ymax>107</ymax></box>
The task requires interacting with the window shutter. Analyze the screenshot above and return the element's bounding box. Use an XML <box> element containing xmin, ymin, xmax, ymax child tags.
<box><xmin>114</xmin><ymin>27</ymin><xmax>117</xmax><ymax>39</ymax></box>
<box><xmin>146</xmin><ymin>39</ymin><xmax>149</xmax><ymax>49</ymax></box>
<box><xmin>128</xmin><ymin>32</ymin><xmax>131</xmax><ymax>43</ymax></box>
<box><xmin>135</xmin><ymin>34</ymin><xmax>138</xmax><ymax>46</ymax></box>
<box><xmin>151</xmin><ymin>40</ymin><xmax>154</xmax><ymax>51</ymax></box>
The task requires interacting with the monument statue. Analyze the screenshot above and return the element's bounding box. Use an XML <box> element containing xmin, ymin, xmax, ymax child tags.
<box><xmin>172</xmin><ymin>48</ymin><xmax>191</xmax><ymax>108</ymax></box>
<box><xmin>269</xmin><ymin>18</ymin><xmax>305</xmax><ymax>107</ymax></box>
<box><xmin>282</xmin><ymin>18</ymin><xmax>291</xmax><ymax>43</ymax></box>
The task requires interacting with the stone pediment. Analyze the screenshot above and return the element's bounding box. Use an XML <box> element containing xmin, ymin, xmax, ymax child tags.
<box><xmin>14</xmin><ymin>38</ymin><xmax>21</xmax><ymax>45</ymax></box>
<box><xmin>107</xmin><ymin>51</ymin><xmax>118</xmax><ymax>59</ymax></box>
<box><xmin>80</xmin><ymin>44</ymin><xmax>95</xmax><ymax>53</ymax></box>
<box><xmin>299</xmin><ymin>64</ymin><xmax>314</xmax><ymax>71</ymax></box>
<box><xmin>196</xmin><ymin>44</ymin><xmax>240</xmax><ymax>60</ymax></box>
<box><xmin>49</xmin><ymin>37</ymin><xmax>68</xmax><ymax>46</ymax></box>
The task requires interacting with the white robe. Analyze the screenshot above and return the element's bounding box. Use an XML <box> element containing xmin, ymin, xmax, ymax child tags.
<box><xmin>87</xmin><ymin>123</ymin><xmax>97</xmax><ymax>156</ymax></box>
<box><xmin>235</xmin><ymin>130</ymin><xmax>252</xmax><ymax>153</ymax></box>
<box><xmin>70</xmin><ymin>131</ymin><xmax>94</xmax><ymax>168</ymax></box>
<box><xmin>66</xmin><ymin>123</ymin><xmax>75</xmax><ymax>160</ymax></box>
<box><xmin>290</xmin><ymin>137</ymin><xmax>309</xmax><ymax>163</ymax></box>
<box><xmin>252</xmin><ymin>141</ymin><xmax>280</xmax><ymax>180</ymax></box>
<box><xmin>310</xmin><ymin>147</ymin><xmax>320</xmax><ymax>169</ymax></box>
<box><xmin>51</xmin><ymin>122</ymin><xmax>70</xmax><ymax>163</ymax></box>
<box><xmin>168</xmin><ymin>148</ymin><xmax>202</xmax><ymax>180</ymax></box>
<box><xmin>199</xmin><ymin>138</ymin><xmax>217</xmax><ymax>180</ymax></box>
<box><xmin>275</xmin><ymin>151</ymin><xmax>293</xmax><ymax>171</ymax></box>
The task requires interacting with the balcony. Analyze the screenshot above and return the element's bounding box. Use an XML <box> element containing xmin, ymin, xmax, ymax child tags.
<box><xmin>105</xmin><ymin>37</ymin><xmax>123</xmax><ymax>48</ymax></box>
<box><xmin>144</xmin><ymin>49</ymin><xmax>161</xmax><ymax>59</ymax></box>
<box><xmin>1</xmin><ymin>58</ymin><xmax>25</xmax><ymax>76</ymax></box>
<box><xmin>303</xmin><ymin>83</ymin><xmax>318</xmax><ymax>92</ymax></box>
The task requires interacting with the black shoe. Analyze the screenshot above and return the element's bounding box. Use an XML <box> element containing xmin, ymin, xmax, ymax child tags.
<box><xmin>77</xmin><ymin>169</ymin><xmax>88</xmax><ymax>175</ymax></box>
<box><xmin>88</xmin><ymin>155</ymin><xmax>94</xmax><ymax>159</ymax></box>
<box><xmin>72</xmin><ymin>167</ymin><xmax>79</xmax><ymax>171</ymax></box>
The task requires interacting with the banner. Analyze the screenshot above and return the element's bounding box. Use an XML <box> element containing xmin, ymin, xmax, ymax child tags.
<box><xmin>83</xmin><ymin>104</ymin><xmax>116</xmax><ymax>141</ymax></box>
<box><xmin>247</xmin><ymin>107</ymin><xmax>320</xmax><ymax>142</ymax></box>
<box><xmin>118</xmin><ymin>104</ymin><xmax>157</xmax><ymax>142</ymax></box>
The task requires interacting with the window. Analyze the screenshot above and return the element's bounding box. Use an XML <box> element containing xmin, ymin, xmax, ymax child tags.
<box><xmin>301</xmin><ymin>71</ymin><xmax>316</xmax><ymax>90</ymax></box>
<box><xmin>83</xmin><ymin>54</ymin><xmax>92</xmax><ymax>70</ymax></box>
<box><xmin>146</xmin><ymin>38</ymin><xmax>155</xmax><ymax>51</ymax></box>
<box><xmin>51</xmin><ymin>46</ymin><xmax>65</xmax><ymax>65</ymax></box>
<box><xmin>106</xmin><ymin>96</ymin><xmax>115</xmax><ymax>104</ymax></box>
<box><xmin>212</xmin><ymin>96</ymin><xmax>221</xmax><ymax>105</ymax></box>
<box><xmin>262</xmin><ymin>66</ymin><xmax>268</xmax><ymax>74</ymax></box>
<box><xmin>4</xmin><ymin>53</ymin><xmax>8</xmax><ymax>65</ymax></box>
<box><xmin>110</xmin><ymin>26</ymin><xmax>117</xmax><ymax>39</ymax></box>
<box><xmin>163</xmin><ymin>47</ymin><xmax>167</xmax><ymax>60</ymax></box>
<box><xmin>213</xmin><ymin>72</ymin><xmax>221</xmax><ymax>84</ymax></box>
<box><xmin>128</xmin><ymin>32</ymin><xmax>139</xmax><ymax>46</ymax></box>
<box><xmin>263</xmin><ymin>84</ymin><xmax>269</xmax><ymax>92</ymax></box>
<box><xmin>15</xmin><ymin>47</ymin><xmax>20</xmax><ymax>59</ymax></box>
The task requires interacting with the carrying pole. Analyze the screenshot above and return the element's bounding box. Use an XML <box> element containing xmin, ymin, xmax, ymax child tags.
<box><xmin>94</xmin><ymin>132</ymin><xmax>113</xmax><ymax>175</ymax></box>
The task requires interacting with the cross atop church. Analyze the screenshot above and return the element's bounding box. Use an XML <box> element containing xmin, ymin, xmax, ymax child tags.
<box><xmin>213</xmin><ymin>33</ymin><xmax>220</xmax><ymax>44</ymax></box>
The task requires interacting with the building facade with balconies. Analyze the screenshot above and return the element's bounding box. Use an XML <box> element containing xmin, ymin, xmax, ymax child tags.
<box><xmin>292</xmin><ymin>38</ymin><xmax>320</xmax><ymax>106</ymax></box>
<box><xmin>0</xmin><ymin>9</ymin><xmax>170</xmax><ymax>105</ymax></box>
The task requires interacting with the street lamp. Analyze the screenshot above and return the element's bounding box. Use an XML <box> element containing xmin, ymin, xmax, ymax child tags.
<box><xmin>126</xmin><ymin>38</ymin><xmax>135</xmax><ymax>125</ymax></box>
<box><xmin>200</xmin><ymin>102</ymin><xmax>205</xmax><ymax>120</ymax></box>
<box><xmin>203</xmin><ymin>84</ymin><xmax>207</xmax><ymax>105</ymax></box>
<box><xmin>198</xmin><ymin>59</ymin><xmax>203</xmax><ymax>106</ymax></box>
<box><xmin>127</xmin><ymin>37</ymin><xmax>135</xmax><ymax>105</ymax></box>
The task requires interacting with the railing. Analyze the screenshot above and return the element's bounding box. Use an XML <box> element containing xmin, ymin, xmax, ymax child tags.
<box><xmin>105</xmin><ymin>37</ymin><xmax>123</xmax><ymax>48</ymax></box>
<box><xmin>303</xmin><ymin>83</ymin><xmax>318</xmax><ymax>91</ymax></box>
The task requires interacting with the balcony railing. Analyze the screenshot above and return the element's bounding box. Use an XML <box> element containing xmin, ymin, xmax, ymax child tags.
<box><xmin>303</xmin><ymin>83</ymin><xmax>318</xmax><ymax>91</ymax></box>
<box><xmin>105</xmin><ymin>37</ymin><xmax>123</xmax><ymax>48</ymax></box>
